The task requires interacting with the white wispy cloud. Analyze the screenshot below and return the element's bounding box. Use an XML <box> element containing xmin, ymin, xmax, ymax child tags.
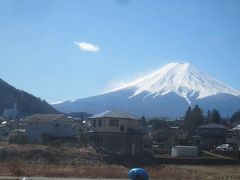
<box><xmin>74</xmin><ymin>41</ymin><xmax>100</xmax><ymax>52</ymax></box>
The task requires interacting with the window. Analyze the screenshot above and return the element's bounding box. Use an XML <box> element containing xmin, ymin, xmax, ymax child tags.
<box><xmin>109</xmin><ymin>119</ymin><xmax>119</xmax><ymax>127</ymax></box>
<box><xmin>92</xmin><ymin>120</ymin><xmax>96</xmax><ymax>127</ymax></box>
<box><xmin>55</xmin><ymin>123</ymin><xmax>60</xmax><ymax>127</ymax></box>
<box><xmin>120</xmin><ymin>125</ymin><xmax>125</xmax><ymax>132</ymax></box>
<box><xmin>98</xmin><ymin>119</ymin><xmax>102</xmax><ymax>127</ymax></box>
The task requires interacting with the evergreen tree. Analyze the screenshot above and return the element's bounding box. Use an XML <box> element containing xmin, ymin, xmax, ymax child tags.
<box><xmin>191</xmin><ymin>105</ymin><xmax>204</xmax><ymax>127</ymax></box>
<box><xmin>207</xmin><ymin>110</ymin><xmax>211</xmax><ymax>123</ymax></box>
<box><xmin>183</xmin><ymin>105</ymin><xmax>203</xmax><ymax>136</ymax></box>
<box><xmin>230</xmin><ymin>111</ymin><xmax>240</xmax><ymax>125</ymax></box>
<box><xmin>141</xmin><ymin>115</ymin><xmax>146</xmax><ymax>122</ymax></box>
<box><xmin>140</xmin><ymin>115</ymin><xmax>146</xmax><ymax>126</ymax></box>
<box><xmin>184</xmin><ymin>106</ymin><xmax>192</xmax><ymax>128</ymax></box>
<box><xmin>210</xmin><ymin>109</ymin><xmax>221</xmax><ymax>124</ymax></box>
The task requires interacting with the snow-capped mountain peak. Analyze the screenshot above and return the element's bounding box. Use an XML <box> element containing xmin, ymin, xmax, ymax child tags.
<box><xmin>110</xmin><ymin>62</ymin><xmax>240</xmax><ymax>104</ymax></box>
<box><xmin>53</xmin><ymin>62</ymin><xmax>240</xmax><ymax>117</ymax></box>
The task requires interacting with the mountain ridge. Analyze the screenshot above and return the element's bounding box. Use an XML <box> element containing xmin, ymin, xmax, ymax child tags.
<box><xmin>107</xmin><ymin>62</ymin><xmax>240</xmax><ymax>104</ymax></box>
<box><xmin>0</xmin><ymin>78</ymin><xmax>59</xmax><ymax>117</ymax></box>
<box><xmin>53</xmin><ymin>62</ymin><xmax>240</xmax><ymax>117</ymax></box>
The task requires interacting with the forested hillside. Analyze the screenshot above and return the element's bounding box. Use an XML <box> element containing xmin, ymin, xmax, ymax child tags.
<box><xmin>0</xmin><ymin>78</ymin><xmax>59</xmax><ymax>117</ymax></box>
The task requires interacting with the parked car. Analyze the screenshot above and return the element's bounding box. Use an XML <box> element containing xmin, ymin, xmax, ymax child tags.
<box><xmin>216</xmin><ymin>144</ymin><xmax>233</xmax><ymax>151</ymax></box>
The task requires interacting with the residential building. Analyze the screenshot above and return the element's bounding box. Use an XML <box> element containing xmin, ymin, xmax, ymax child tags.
<box><xmin>226</xmin><ymin>124</ymin><xmax>240</xmax><ymax>149</ymax></box>
<box><xmin>25</xmin><ymin>114</ymin><xmax>77</xmax><ymax>143</ymax></box>
<box><xmin>2</xmin><ymin>103</ymin><xmax>18</xmax><ymax>119</ymax></box>
<box><xmin>88</xmin><ymin>110</ymin><xmax>142</xmax><ymax>155</ymax></box>
<box><xmin>193</xmin><ymin>123</ymin><xmax>228</xmax><ymax>149</ymax></box>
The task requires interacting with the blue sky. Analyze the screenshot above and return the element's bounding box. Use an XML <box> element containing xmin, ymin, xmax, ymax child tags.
<box><xmin>0</xmin><ymin>0</ymin><xmax>240</xmax><ymax>102</ymax></box>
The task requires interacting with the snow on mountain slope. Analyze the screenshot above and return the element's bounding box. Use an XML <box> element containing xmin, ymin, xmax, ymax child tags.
<box><xmin>53</xmin><ymin>62</ymin><xmax>240</xmax><ymax>117</ymax></box>
<box><xmin>109</xmin><ymin>62</ymin><xmax>240</xmax><ymax>104</ymax></box>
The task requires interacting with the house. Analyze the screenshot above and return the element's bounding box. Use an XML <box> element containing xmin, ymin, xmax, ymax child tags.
<box><xmin>225</xmin><ymin>124</ymin><xmax>240</xmax><ymax>149</ymax></box>
<box><xmin>25</xmin><ymin>114</ymin><xmax>78</xmax><ymax>143</ymax></box>
<box><xmin>88</xmin><ymin>110</ymin><xmax>142</xmax><ymax>155</ymax></box>
<box><xmin>193</xmin><ymin>123</ymin><xmax>228</xmax><ymax>150</ymax></box>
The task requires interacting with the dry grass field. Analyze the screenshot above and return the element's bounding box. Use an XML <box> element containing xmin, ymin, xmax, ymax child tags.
<box><xmin>0</xmin><ymin>143</ymin><xmax>240</xmax><ymax>179</ymax></box>
<box><xmin>0</xmin><ymin>163</ymin><xmax>240</xmax><ymax>180</ymax></box>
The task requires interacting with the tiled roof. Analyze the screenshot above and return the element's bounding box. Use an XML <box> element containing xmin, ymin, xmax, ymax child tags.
<box><xmin>89</xmin><ymin>110</ymin><xmax>139</xmax><ymax>120</ymax></box>
<box><xmin>25</xmin><ymin>114</ymin><xmax>65</xmax><ymax>122</ymax></box>
<box><xmin>198</xmin><ymin>123</ymin><xmax>227</xmax><ymax>129</ymax></box>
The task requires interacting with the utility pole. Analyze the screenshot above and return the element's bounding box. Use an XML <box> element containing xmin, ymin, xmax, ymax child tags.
<box><xmin>16</xmin><ymin>102</ymin><xmax>20</xmax><ymax>144</ymax></box>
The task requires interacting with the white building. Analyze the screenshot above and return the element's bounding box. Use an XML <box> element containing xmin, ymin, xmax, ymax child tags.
<box><xmin>2</xmin><ymin>103</ymin><xmax>18</xmax><ymax>119</ymax></box>
<box><xmin>226</xmin><ymin>124</ymin><xmax>240</xmax><ymax>146</ymax></box>
<box><xmin>25</xmin><ymin>114</ymin><xmax>78</xmax><ymax>143</ymax></box>
<box><xmin>171</xmin><ymin>146</ymin><xmax>198</xmax><ymax>157</ymax></box>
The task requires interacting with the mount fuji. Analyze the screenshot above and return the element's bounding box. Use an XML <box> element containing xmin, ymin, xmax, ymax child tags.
<box><xmin>53</xmin><ymin>63</ymin><xmax>240</xmax><ymax>117</ymax></box>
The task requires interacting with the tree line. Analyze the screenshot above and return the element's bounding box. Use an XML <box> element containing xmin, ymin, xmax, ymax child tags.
<box><xmin>183</xmin><ymin>105</ymin><xmax>222</xmax><ymax>128</ymax></box>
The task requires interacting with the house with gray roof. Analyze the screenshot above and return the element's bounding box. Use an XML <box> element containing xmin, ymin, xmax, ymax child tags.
<box><xmin>225</xmin><ymin>124</ymin><xmax>240</xmax><ymax>148</ymax></box>
<box><xmin>88</xmin><ymin>110</ymin><xmax>142</xmax><ymax>155</ymax></box>
<box><xmin>193</xmin><ymin>123</ymin><xmax>228</xmax><ymax>149</ymax></box>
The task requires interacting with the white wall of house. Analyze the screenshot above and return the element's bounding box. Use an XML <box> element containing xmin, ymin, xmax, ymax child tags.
<box><xmin>26</xmin><ymin>121</ymin><xmax>77</xmax><ymax>143</ymax></box>
<box><xmin>91</xmin><ymin>118</ymin><xmax>140</xmax><ymax>133</ymax></box>
<box><xmin>127</xmin><ymin>119</ymin><xmax>139</xmax><ymax>129</ymax></box>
